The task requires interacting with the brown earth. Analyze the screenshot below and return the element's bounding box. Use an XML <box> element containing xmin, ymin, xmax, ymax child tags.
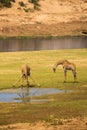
<box><xmin>0</xmin><ymin>0</ymin><xmax>87</xmax><ymax>37</ymax></box>
<box><xmin>0</xmin><ymin>117</ymin><xmax>87</xmax><ymax>130</ymax></box>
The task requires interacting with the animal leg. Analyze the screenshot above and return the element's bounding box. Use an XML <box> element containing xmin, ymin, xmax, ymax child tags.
<box><xmin>21</xmin><ymin>76</ymin><xmax>26</xmax><ymax>86</ymax></box>
<box><xmin>26</xmin><ymin>76</ymin><xmax>29</xmax><ymax>87</ymax></box>
<box><xmin>72</xmin><ymin>70</ymin><xmax>77</xmax><ymax>82</ymax></box>
<box><xmin>29</xmin><ymin>75</ymin><xmax>40</xmax><ymax>86</ymax></box>
<box><xmin>64</xmin><ymin>69</ymin><xmax>67</xmax><ymax>82</ymax></box>
<box><xmin>13</xmin><ymin>75</ymin><xmax>23</xmax><ymax>86</ymax></box>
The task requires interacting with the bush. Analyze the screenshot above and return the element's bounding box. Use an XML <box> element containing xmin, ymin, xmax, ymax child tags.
<box><xmin>0</xmin><ymin>0</ymin><xmax>12</xmax><ymax>8</ymax></box>
<box><xmin>28</xmin><ymin>0</ymin><xmax>39</xmax><ymax>4</ymax></box>
<box><xmin>19</xmin><ymin>1</ymin><xmax>25</xmax><ymax>7</ymax></box>
<box><xmin>23</xmin><ymin>8</ymin><xmax>29</xmax><ymax>12</ymax></box>
<box><xmin>10</xmin><ymin>0</ymin><xmax>15</xmax><ymax>2</ymax></box>
<box><xmin>0</xmin><ymin>0</ymin><xmax>15</xmax><ymax>8</ymax></box>
<box><xmin>28</xmin><ymin>0</ymin><xmax>40</xmax><ymax>10</ymax></box>
<box><xmin>0</xmin><ymin>3</ymin><xmax>3</xmax><ymax>8</ymax></box>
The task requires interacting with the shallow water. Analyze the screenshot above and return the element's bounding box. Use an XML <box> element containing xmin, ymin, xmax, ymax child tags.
<box><xmin>0</xmin><ymin>87</ymin><xmax>69</xmax><ymax>103</ymax></box>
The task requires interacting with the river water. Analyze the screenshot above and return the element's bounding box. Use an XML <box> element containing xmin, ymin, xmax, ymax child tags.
<box><xmin>0</xmin><ymin>87</ymin><xmax>70</xmax><ymax>103</ymax></box>
<box><xmin>0</xmin><ymin>36</ymin><xmax>87</xmax><ymax>52</ymax></box>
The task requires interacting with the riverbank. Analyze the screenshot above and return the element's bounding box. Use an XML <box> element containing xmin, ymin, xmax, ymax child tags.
<box><xmin>0</xmin><ymin>21</ymin><xmax>87</xmax><ymax>37</ymax></box>
<box><xmin>0</xmin><ymin>0</ymin><xmax>87</xmax><ymax>37</ymax></box>
<box><xmin>0</xmin><ymin>117</ymin><xmax>87</xmax><ymax>130</ymax></box>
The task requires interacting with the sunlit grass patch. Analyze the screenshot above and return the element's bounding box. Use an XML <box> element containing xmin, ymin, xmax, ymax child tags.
<box><xmin>0</xmin><ymin>49</ymin><xmax>87</xmax><ymax>89</ymax></box>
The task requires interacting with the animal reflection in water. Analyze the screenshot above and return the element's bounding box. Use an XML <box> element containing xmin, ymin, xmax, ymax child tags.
<box><xmin>18</xmin><ymin>87</ymin><xmax>30</xmax><ymax>102</ymax></box>
<box><xmin>13</xmin><ymin>64</ymin><xmax>40</xmax><ymax>87</ymax></box>
<box><xmin>17</xmin><ymin>87</ymin><xmax>40</xmax><ymax>102</ymax></box>
<box><xmin>53</xmin><ymin>60</ymin><xmax>77</xmax><ymax>82</ymax></box>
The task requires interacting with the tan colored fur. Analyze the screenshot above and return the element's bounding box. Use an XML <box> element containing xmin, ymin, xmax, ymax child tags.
<box><xmin>53</xmin><ymin>60</ymin><xmax>77</xmax><ymax>82</ymax></box>
<box><xmin>21</xmin><ymin>64</ymin><xmax>30</xmax><ymax>86</ymax></box>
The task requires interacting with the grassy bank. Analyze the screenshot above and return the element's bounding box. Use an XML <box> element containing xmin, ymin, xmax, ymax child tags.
<box><xmin>0</xmin><ymin>49</ymin><xmax>87</xmax><ymax>89</ymax></box>
<box><xmin>0</xmin><ymin>49</ymin><xmax>87</xmax><ymax>125</ymax></box>
<box><xmin>0</xmin><ymin>35</ymin><xmax>85</xmax><ymax>39</ymax></box>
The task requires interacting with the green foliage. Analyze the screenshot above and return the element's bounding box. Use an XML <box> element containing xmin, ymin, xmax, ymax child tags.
<box><xmin>0</xmin><ymin>0</ymin><xmax>40</xmax><ymax>10</ymax></box>
<box><xmin>0</xmin><ymin>0</ymin><xmax>11</xmax><ymax>7</ymax></box>
<box><xmin>10</xmin><ymin>0</ymin><xmax>15</xmax><ymax>2</ymax></box>
<box><xmin>28</xmin><ymin>0</ymin><xmax>39</xmax><ymax>4</ymax></box>
<box><xmin>23</xmin><ymin>7</ymin><xmax>30</xmax><ymax>12</ymax></box>
<box><xmin>28</xmin><ymin>0</ymin><xmax>40</xmax><ymax>10</ymax></box>
<box><xmin>18</xmin><ymin>1</ymin><xmax>25</xmax><ymax>7</ymax></box>
<box><xmin>23</xmin><ymin>7</ymin><xmax>34</xmax><ymax>12</ymax></box>
<box><xmin>0</xmin><ymin>0</ymin><xmax>15</xmax><ymax>8</ymax></box>
<box><xmin>0</xmin><ymin>3</ymin><xmax>3</xmax><ymax>8</ymax></box>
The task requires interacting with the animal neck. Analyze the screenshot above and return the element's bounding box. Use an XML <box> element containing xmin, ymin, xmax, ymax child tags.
<box><xmin>53</xmin><ymin>60</ymin><xmax>64</xmax><ymax>69</ymax></box>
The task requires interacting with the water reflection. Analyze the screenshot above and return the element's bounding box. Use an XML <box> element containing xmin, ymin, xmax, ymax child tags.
<box><xmin>0</xmin><ymin>36</ymin><xmax>87</xmax><ymax>52</ymax></box>
<box><xmin>18</xmin><ymin>87</ymin><xmax>30</xmax><ymax>102</ymax></box>
<box><xmin>0</xmin><ymin>87</ymin><xmax>70</xmax><ymax>103</ymax></box>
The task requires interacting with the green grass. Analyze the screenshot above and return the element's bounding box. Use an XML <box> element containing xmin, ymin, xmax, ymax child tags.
<box><xmin>0</xmin><ymin>48</ymin><xmax>87</xmax><ymax>125</ymax></box>
<box><xmin>0</xmin><ymin>49</ymin><xmax>87</xmax><ymax>89</ymax></box>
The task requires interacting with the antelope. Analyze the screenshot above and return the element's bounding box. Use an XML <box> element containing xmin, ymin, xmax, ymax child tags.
<box><xmin>53</xmin><ymin>60</ymin><xmax>77</xmax><ymax>82</ymax></box>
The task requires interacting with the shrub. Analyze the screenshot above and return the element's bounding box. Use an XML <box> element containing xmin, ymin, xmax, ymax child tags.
<box><xmin>0</xmin><ymin>0</ymin><xmax>11</xmax><ymax>8</ymax></box>
<box><xmin>0</xmin><ymin>3</ymin><xmax>3</xmax><ymax>8</ymax></box>
<box><xmin>10</xmin><ymin>0</ymin><xmax>15</xmax><ymax>2</ymax></box>
<box><xmin>23</xmin><ymin>8</ymin><xmax>30</xmax><ymax>12</ymax></box>
<box><xmin>19</xmin><ymin>1</ymin><xmax>25</xmax><ymax>7</ymax></box>
<box><xmin>28</xmin><ymin>0</ymin><xmax>40</xmax><ymax>10</ymax></box>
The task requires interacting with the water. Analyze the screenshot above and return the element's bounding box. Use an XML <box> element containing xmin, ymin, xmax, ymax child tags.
<box><xmin>0</xmin><ymin>36</ymin><xmax>87</xmax><ymax>52</ymax></box>
<box><xmin>0</xmin><ymin>87</ymin><xmax>69</xmax><ymax>103</ymax></box>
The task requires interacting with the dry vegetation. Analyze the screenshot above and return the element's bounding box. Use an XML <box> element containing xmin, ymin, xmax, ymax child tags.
<box><xmin>0</xmin><ymin>118</ymin><xmax>87</xmax><ymax>130</ymax></box>
<box><xmin>0</xmin><ymin>0</ymin><xmax>87</xmax><ymax>37</ymax></box>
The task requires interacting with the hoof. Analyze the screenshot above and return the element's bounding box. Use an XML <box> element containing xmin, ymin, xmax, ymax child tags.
<box><xmin>27</xmin><ymin>84</ymin><xmax>30</xmax><ymax>87</ymax></box>
<box><xmin>12</xmin><ymin>85</ymin><xmax>15</xmax><ymax>88</ymax></box>
<box><xmin>74</xmin><ymin>81</ymin><xmax>78</xmax><ymax>83</ymax></box>
<box><xmin>64</xmin><ymin>81</ymin><xmax>66</xmax><ymax>83</ymax></box>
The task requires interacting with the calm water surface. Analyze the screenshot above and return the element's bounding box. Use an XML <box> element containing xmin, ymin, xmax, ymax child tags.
<box><xmin>0</xmin><ymin>36</ymin><xmax>87</xmax><ymax>52</ymax></box>
<box><xmin>0</xmin><ymin>88</ymin><xmax>69</xmax><ymax>103</ymax></box>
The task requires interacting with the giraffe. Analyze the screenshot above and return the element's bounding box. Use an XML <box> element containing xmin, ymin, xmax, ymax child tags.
<box><xmin>53</xmin><ymin>60</ymin><xmax>77</xmax><ymax>82</ymax></box>
<box><xmin>13</xmin><ymin>64</ymin><xmax>40</xmax><ymax>87</ymax></box>
<box><xmin>21</xmin><ymin>64</ymin><xmax>30</xmax><ymax>86</ymax></box>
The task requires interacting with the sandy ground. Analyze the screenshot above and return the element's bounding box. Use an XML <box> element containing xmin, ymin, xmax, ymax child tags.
<box><xmin>0</xmin><ymin>0</ymin><xmax>87</xmax><ymax>36</ymax></box>
<box><xmin>0</xmin><ymin>117</ymin><xmax>87</xmax><ymax>130</ymax></box>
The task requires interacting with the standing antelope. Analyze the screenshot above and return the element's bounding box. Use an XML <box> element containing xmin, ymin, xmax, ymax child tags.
<box><xmin>53</xmin><ymin>60</ymin><xmax>77</xmax><ymax>82</ymax></box>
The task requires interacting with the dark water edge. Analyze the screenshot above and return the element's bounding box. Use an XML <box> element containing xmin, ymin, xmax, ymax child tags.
<box><xmin>0</xmin><ymin>36</ymin><xmax>87</xmax><ymax>52</ymax></box>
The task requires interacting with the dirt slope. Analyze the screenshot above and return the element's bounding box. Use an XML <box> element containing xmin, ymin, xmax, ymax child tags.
<box><xmin>0</xmin><ymin>0</ymin><xmax>87</xmax><ymax>36</ymax></box>
<box><xmin>0</xmin><ymin>117</ymin><xmax>87</xmax><ymax>130</ymax></box>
